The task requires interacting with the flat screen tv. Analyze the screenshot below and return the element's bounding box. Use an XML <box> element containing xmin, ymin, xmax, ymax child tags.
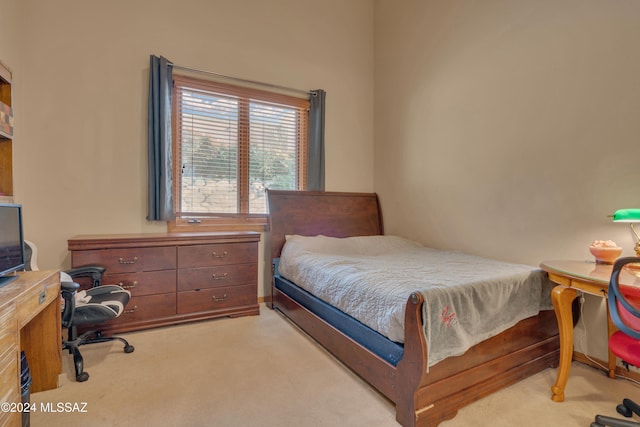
<box><xmin>0</xmin><ymin>203</ymin><xmax>24</xmax><ymax>286</ymax></box>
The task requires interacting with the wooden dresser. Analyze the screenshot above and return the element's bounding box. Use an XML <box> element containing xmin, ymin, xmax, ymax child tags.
<box><xmin>0</xmin><ymin>270</ymin><xmax>61</xmax><ymax>427</ymax></box>
<box><xmin>67</xmin><ymin>232</ymin><xmax>260</xmax><ymax>334</ymax></box>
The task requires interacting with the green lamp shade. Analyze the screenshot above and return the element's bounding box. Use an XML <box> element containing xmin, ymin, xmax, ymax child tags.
<box><xmin>612</xmin><ymin>209</ymin><xmax>640</xmax><ymax>222</ymax></box>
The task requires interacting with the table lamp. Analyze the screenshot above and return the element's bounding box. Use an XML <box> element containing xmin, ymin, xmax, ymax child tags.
<box><xmin>612</xmin><ymin>208</ymin><xmax>640</xmax><ymax>257</ymax></box>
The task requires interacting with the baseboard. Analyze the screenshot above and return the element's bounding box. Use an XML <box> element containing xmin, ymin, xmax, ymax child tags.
<box><xmin>573</xmin><ymin>351</ymin><xmax>640</xmax><ymax>382</ymax></box>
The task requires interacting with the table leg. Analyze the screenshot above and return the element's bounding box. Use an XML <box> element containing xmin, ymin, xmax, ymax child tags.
<box><xmin>550</xmin><ymin>285</ymin><xmax>578</xmax><ymax>402</ymax></box>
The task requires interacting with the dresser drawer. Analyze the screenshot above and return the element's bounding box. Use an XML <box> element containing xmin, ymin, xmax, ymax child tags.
<box><xmin>177</xmin><ymin>284</ymin><xmax>256</xmax><ymax>313</ymax></box>
<box><xmin>104</xmin><ymin>270</ymin><xmax>176</xmax><ymax>296</ymax></box>
<box><xmin>0</xmin><ymin>344</ymin><xmax>19</xmax><ymax>408</ymax></box>
<box><xmin>109</xmin><ymin>293</ymin><xmax>176</xmax><ymax>324</ymax></box>
<box><xmin>0</xmin><ymin>304</ymin><xmax>16</xmax><ymax>355</ymax></box>
<box><xmin>177</xmin><ymin>263</ymin><xmax>257</xmax><ymax>291</ymax></box>
<box><xmin>0</xmin><ymin>407</ymin><xmax>18</xmax><ymax>427</ymax></box>
<box><xmin>177</xmin><ymin>242</ymin><xmax>257</xmax><ymax>268</ymax></box>
<box><xmin>72</xmin><ymin>246</ymin><xmax>177</xmax><ymax>273</ymax></box>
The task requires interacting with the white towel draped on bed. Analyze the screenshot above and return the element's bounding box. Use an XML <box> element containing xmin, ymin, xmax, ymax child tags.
<box><xmin>278</xmin><ymin>235</ymin><xmax>553</xmax><ymax>368</ymax></box>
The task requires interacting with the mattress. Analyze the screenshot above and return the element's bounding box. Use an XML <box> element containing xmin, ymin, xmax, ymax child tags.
<box><xmin>278</xmin><ymin>234</ymin><xmax>553</xmax><ymax>368</ymax></box>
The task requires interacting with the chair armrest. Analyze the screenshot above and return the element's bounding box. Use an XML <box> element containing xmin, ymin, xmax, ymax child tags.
<box><xmin>64</xmin><ymin>265</ymin><xmax>107</xmax><ymax>288</ymax></box>
<box><xmin>60</xmin><ymin>281</ymin><xmax>80</xmax><ymax>329</ymax></box>
<box><xmin>61</xmin><ymin>281</ymin><xmax>80</xmax><ymax>292</ymax></box>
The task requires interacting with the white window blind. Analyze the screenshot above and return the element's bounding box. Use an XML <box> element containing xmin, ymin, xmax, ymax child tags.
<box><xmin>173</xmin><ymin>75</ymin><xmax>309</xmax><ymax>217</ymax></box>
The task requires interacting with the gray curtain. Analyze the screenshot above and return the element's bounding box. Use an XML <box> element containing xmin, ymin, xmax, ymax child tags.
<box><xmin>147</xmin><ymin>55</ymin><xmax>175</xmax><ymax>221</ymax></box>
<box><xmin>307</xmin><ymin>89</ymin><xmax>326</xmax><ymax>191</ymax></box>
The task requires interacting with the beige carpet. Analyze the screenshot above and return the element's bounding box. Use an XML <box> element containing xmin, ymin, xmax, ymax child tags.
<box><xmin>31</xmin><ymin>304</ymin><xmax>639</xmax><ymax>427</ymax></box>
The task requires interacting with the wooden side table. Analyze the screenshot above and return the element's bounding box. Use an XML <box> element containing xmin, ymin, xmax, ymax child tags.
<box><xmin>540</xmin><ymin>260</ymin><xmax>636</xmax><ymax>402</ymax></box>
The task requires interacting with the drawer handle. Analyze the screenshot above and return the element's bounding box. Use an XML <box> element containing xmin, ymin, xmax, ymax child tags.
<box><xmin>212</xmin><ymin>251</ymin><xmax>228</xmax><ymax>259</ymax></box>
<box><xmin>119</xmin><ymin>281</ymin><xmax>138</xmax><ymax>290</ymax></box>
<box><xmin>124</xmin><ymin>305</ymin><xmax>138</xmax><ymax>314</ymax></box>
<box><xmin>212</xmin><ymin>294</ymin><xmax>228</xmax><ymax>302</ymax></box>
<box><xmin>211</xmin><ymin>273</ymin><xmax>228</xmax><ymax>280</ymax></box>
<box><xmin>118</xmin><ymin>256</ymin><xmax>139</xmax><ymax>264</ymax></box>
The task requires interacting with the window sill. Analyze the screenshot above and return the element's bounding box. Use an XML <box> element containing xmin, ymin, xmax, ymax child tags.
<box><xmin>168</xmin><ymin>218</ymin><xmax>267</xmax><ymax>233</ymax></box>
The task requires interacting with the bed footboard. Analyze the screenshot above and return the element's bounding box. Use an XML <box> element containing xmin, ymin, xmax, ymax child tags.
<box><xmin>396</xmin><ymin>291</ymin><xmax>559</xmax><ymax>426</ymax></box>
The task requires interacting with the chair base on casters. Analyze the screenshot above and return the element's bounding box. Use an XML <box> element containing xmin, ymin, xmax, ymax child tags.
<box><xmin>62</xmin><ymin>330</ymin><xmax>135</xmax><ymax>382</ymax></box>
<box><xmin>592</xmin><ymin>399</ymin><xmax>640</xmax><ymax>427</ymax></box>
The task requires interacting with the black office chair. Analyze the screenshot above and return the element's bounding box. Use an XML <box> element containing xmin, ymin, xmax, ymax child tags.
<box><xmin>61</xmin><ymin>266</ymin><xmax>135</xmax><ymax>381</ymax></box>
<box><xmin>591</xmin><ymin>257</ymin><xmax>640</xmax><ymax>427</ymax></box>
<box><xmin>24</xmin><ymin>240</ymin><xmax>134</xmax><ymax>382</ymax></box>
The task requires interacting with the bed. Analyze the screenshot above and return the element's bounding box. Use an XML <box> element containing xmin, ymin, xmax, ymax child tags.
<box><xmin>266</xmin><ymin>190</ymin><xmax>559</xmax><ymax>427</ymax></box>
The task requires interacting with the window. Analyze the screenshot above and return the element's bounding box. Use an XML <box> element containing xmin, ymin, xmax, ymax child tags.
<box><xmin>171</xmin><ymin>75</ymin><xmax>309</xmax><ymax>228</ymax></box>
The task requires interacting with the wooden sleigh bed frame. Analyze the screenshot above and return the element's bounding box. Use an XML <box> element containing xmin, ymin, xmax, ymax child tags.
<box><xmin>266</xmin><ymin>190</ymin><xmax>559</xmax><ymax>426</ymax></box>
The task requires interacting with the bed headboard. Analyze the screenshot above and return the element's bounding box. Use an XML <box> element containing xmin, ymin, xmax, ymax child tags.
<box><xmin>266</xmin><ymin>190</ymin><xmax>383</xmax><ymax>260</ymax></box>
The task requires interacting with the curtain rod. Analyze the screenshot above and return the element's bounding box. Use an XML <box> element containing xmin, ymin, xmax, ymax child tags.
<box><xmin>170</xmin><ymin>63</ymin><xmax>315</xmax><ymax>97</ymax></box>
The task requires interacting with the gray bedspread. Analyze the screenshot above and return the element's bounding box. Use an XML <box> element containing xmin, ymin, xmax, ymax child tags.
<box><xmin>278</xmin><ymin>235</ymin><xmax>553</xmax><ymax>368</ymax></box>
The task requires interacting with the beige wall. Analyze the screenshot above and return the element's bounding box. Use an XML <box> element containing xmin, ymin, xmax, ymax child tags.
<box><xmin>0</xmin><ymin>0</ymin><xmax>22</xmax><ymax>71</ymax></box>
<box><xmin>1</xmin><ymin>0</ymin><xmax>374</xmax><ymax>288</ymax></box>
<box><xmin>374</xmin><ymin>0</ymin><xmax>640</xmax><ymax>360</ymax></box>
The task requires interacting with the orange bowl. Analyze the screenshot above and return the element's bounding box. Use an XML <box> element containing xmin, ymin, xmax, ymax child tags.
<box><xmin>589</xmin><ymin>246</ymin><xmax>623</xmax><ymax>264</ymax></box>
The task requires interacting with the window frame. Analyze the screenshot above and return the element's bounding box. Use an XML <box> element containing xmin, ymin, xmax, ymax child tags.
<box><xmin>169</xmin><ymin>75</ymin><xmax>310</xmax><ymax>232</ymax></box>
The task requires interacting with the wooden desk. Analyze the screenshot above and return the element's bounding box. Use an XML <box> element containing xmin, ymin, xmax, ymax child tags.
<box><xmin>540</xmin><ymin>260</ymin><xmax>636</xmax><ymax>403</ymax></box>
<box><xmin>0</xmin><ymin>270</ymin><xmax>61</xmax><ymax>426</ymax></box>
